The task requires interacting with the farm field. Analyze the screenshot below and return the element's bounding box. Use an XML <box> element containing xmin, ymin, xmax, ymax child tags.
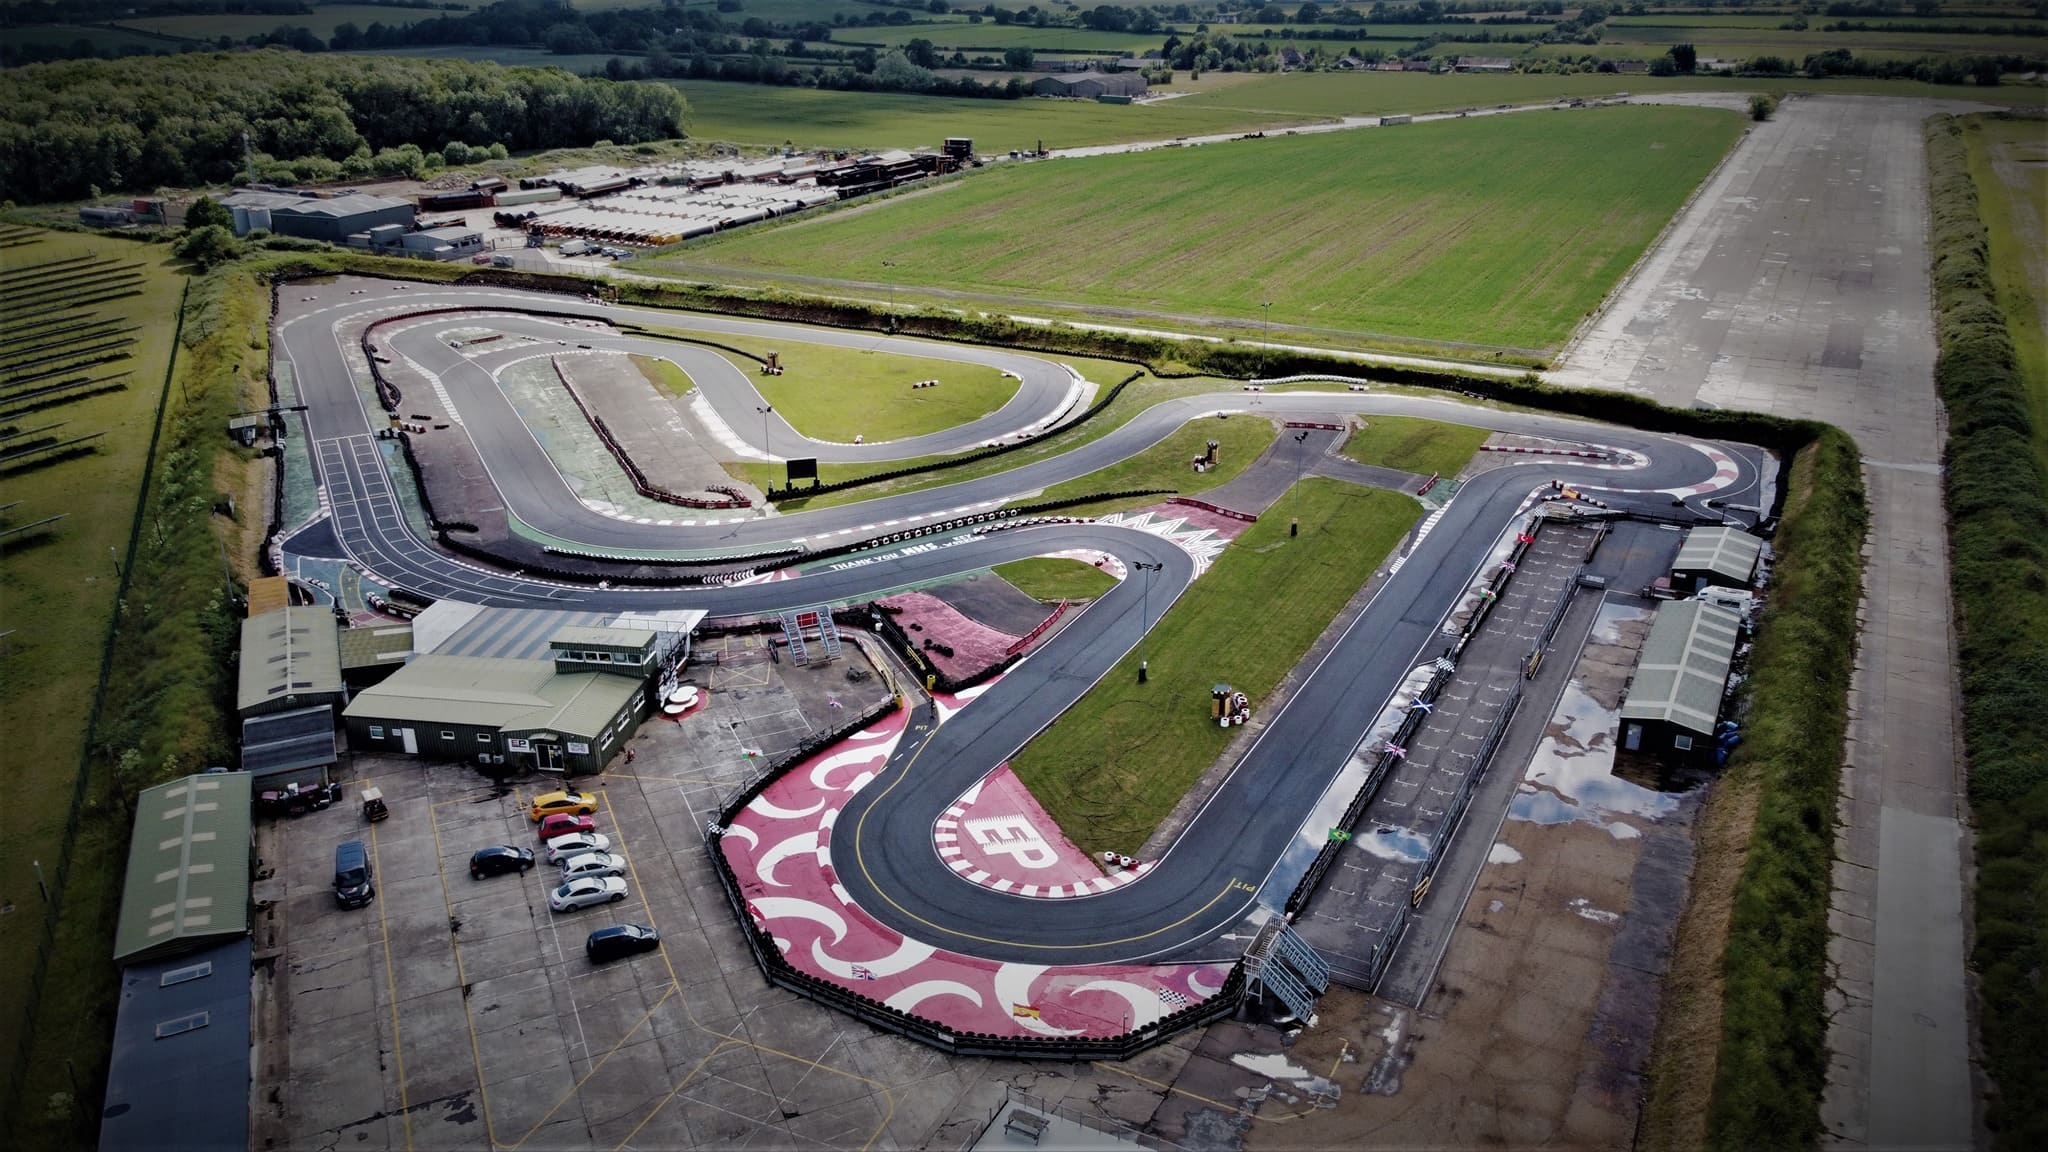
<box><xmin>666</xmin><ymin>78</ymin><xmax>1310</xmax><ymax>150</ymax></box>
<box><xmin>0</xmin><ymin>233</ymin><xmax>183</xmax><ymax>1125</ymax></box>
<box><xmin>5</xmin><ymin>23</ymin><xmax>185</xmax><ymax>55</ymax></box>
<box><xmin>112</xmin><ymin>4</ymin><xmax>444</xmax><ymax>40</ymax></box>
<box><xmin>1010</xmin><ymin>478</ymin><xmax>1421</xmax><ymax>859</ymax></box>
<box><xmin>838</xmin><ymin>23</ymin><xmax>1176</xmax><ymax>53</ymax></box>
<box><xmin>1961</xmin><ymin>114</ymin><xmax>2048</xmax><ymax>476</ymax></box>
<box><xmin>336</xmin><ymin>45</ymin><xmax>623</xmax><ymax>72</ymax></box>
<box><xmin>660</xmin><ymin>105</ymin><xmax>1745</xmax><ymax>355</ymax></box>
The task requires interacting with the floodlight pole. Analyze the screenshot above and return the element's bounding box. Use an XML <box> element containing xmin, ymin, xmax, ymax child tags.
<box><xmin>1134</xmin><ymin>561</ymin><xmax>1162</xmax><ymax>683</ymax></box>
<box><xmin>756</xmin><ymin>404</ymin><xmax>773</xmax><ymax>460</ymax></box>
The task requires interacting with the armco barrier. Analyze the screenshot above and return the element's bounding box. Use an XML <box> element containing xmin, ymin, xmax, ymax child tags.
<box><xmin>1005</xmin><ymin>599</ymin><xmax>1070</xmax><ymax>657</ymax></box>
<box><xmin>547</xmin><ymin>355</ymin><xmax>749</xmax><ymax>510</ymax></box>
<box><xmin>1165</xmin><ymin>496</ymin><xmax>1257</xmax><ymax>523</ymax></box>
<box><xmin>702</xmin><ymin>697</ymin><xmax>1249</xmax><ymax>1060</ymax></box>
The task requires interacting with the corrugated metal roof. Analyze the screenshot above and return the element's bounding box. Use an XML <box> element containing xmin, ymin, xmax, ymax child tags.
<box><xmin>271</xmin><ymin>192</ymin><xmax>411</xmax><ymax>218</ymax></box>
<box><xmin>100</xmin><ymin>937</ymin><xmax>252</xmax><ymax>1152</ymax></box>
<box><xmin>237</xmin><ymin>605</ymin><xmax>343</xmax><ymax>713</ymax></box>
<box><xmin>240</xmin><ymin>705</ymin><xmax>337</xmax><ymax>778</ymax></box>
<box><xmin>549</xmin><ymin>626</ymin><xmax>655</xmax><ymax>652</ymax></box>
<box><xmin>113</xmin><ymin>774</ymin><xmax>252</xmax><ymax>967</ymax></box>
<box><xmin>1620</xmin><ymin>601</ymin><xmax>1742</xmax><ymax>737</ymax></box>
<box><xmin>435</xmin><ymin>606</ymin><xmax>608</xmax><ymax>660</ymax></box>
<box><xmin>244</xmin><ymin>575</ymin><xmax>292</xmax><ymax>618</ymax></box>
<box><xmin>343</xmin><ymin>656</ymin><xmax>638</xmax><ymax>737</ymax></box>
<box><xmin>339</xmin><ymin>624</ymin><xmax>414</xmax><ymax>670</ymax></box>
<box><xmin>1674</xmin><ymin>525</ymin><xmax>1762</xmax><ymax>585</ymax></box>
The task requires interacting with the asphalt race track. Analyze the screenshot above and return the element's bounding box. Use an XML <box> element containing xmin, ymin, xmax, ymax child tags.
<box><xmin>280</xmin><ymin>278</ymin><xmax>1770</xmax><ymax>967</ymax></box>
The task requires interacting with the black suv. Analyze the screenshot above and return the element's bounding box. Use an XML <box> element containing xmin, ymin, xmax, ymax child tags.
<box><xmin>586</xmin><ymin>924</ymin><xmax>661</xmax><ymax>963</ymax></box>
<box><xmin>469</xmin><ymin>845</ymin><xmax>536</xmax><ymax>880</ymax></box>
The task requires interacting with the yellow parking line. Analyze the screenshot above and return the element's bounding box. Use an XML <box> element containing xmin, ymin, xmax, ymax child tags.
<box><xmin>366</xmin><ymin>806</ymin><xmax>415</xmax><ymax>1152</ymax></box>
<box><xmin>425</xmin><ymin>797</ymin><xmax>500</xmax><ymax>1148</ymax></box>
<box><xmin>505</xmin><ymin>986</ymin><xmax>677</xmax><ymax>1151</ymax></box>
<box><xmin>608</xmin><ymin>1040</ymin><xmax>739</xmax><ymax>1152</ymax></box>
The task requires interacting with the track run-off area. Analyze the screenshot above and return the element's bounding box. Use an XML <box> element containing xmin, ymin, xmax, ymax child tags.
<box><xmin>278</xmin><ymin>277</ymin><xmax>1767</xmax><ymax>1033</ymax></box>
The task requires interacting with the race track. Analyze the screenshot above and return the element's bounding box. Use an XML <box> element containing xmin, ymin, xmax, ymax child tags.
<box><xmin>280</xmin><ymin>277</ymin><xmax>1769</xmax><ymax>966</ymax></box>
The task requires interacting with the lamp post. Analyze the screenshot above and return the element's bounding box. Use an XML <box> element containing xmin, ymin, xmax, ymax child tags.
<box><xmin>756</xmin><ymin>404</ymin><xmax>773</xmax><ymax>461</ymax></box>
<box><xmin>1133</xmin><ymin>561</ymin><xmax>1162</xmax><ymax>683</ymax></box>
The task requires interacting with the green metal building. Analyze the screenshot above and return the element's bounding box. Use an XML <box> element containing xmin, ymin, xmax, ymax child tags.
<box><xmin>114</xmin><ymin>772</ymin><xmax>253</xmax><ymax>967</ymax></box>
<box><xmin>342</xmin><ymin>627</ymin><xmax>661</xmax><ymax>776</ymax></box>
<box><xmin>237</xmin><ymin>604</ymin><xmax>345</xmax><ymax>720</ymax></box>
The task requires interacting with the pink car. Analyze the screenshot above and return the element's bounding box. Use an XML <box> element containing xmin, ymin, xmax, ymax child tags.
<box><xmin>537</xmin><ymin>812</ymin><xmax>596</xmax><ymax>841</ymax></box>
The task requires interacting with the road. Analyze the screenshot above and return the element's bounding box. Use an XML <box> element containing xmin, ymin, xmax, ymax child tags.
<box><xmin>1553</xmin><ymin>94</ymin><xmax>1981</xmax><ymax>1150</ymax></box>
<box><xmin>281</xmin><ymin>277</ymin><xmax>1764</xmax><ymax>971</ymax></box>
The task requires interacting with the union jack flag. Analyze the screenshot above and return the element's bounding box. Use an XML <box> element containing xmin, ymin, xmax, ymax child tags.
<box><xmin>850</xmin><ymin>964</ymin><xmax>875</xmax><ymax>981</ymax></box>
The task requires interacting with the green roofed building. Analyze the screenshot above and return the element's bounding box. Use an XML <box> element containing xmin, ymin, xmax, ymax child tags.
<box><xmin>1619</xmin><ymin>600</ymin><xmax>1743</xmax><ymax>759</ymax></box>
<box><xmin>238</xmin><ymin>604</ymin><xmax>344</xmax><ymax>719</ymax></box>
<box><xmin>114</xmin><ymin>772</ymin><xmax>253</xmax><ymax>967</ymax></box>
<box><xmin>1671</xmin><ymin>525</ymin><xmax>1763</xmax><ymax>592</ymax></box>
<box><xmin>343</xmin><ymin>628</ymin><xmax>659</xmax><ymax>776</ymax></box>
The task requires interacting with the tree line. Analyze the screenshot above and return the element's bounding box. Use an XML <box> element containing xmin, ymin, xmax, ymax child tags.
<box><xmin>0</xmin><ymin>50</ymin><xmax>688</xmax><ymax>203</ymax></box>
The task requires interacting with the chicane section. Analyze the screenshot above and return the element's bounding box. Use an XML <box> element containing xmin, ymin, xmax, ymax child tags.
<box><xmin>279</xmin><ymin>280</ymin><xmax>1768</xmax><ymax>1031</ymax></box>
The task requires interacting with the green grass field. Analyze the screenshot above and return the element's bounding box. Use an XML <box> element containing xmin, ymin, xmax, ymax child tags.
<box><xmin>1010</xmin><ymin>478</ymin><xmax>1421</xmax><ymax>858</ymax></box>
<box><xmin>1022</xmin><ymin>414</ymin><xmax>1278</xmax><ymax>515</ymax></box>
<box><xmin>1339</xmin><ymin>415</ymin><xmax>1490</xmax><ymax>478</ymax></box>
<box><xmin>993</xmin><ymin>556</ymin><xmax>1118</xmax><ymax>601</ymax></box>
<box><xmin>0</xmin><ymin>233</ymin><xmax>182</xmax><ymax>1125</ymax></box>
<box><xmin>840</xmin><ymin>23</ymin><xmax>1172</xmax><ymax>53</ymax></box>
<box><xmin>663</xmin><ymin>105</ymin><xmax>1743</xmax><ymax>354</ymax></box>
<box><xmin>1962</xmin><ymin>114</ymin><xmax>2048</xmax><ymax>478</ymax></box>
<box><xmin>115</xmin><ymin>4</ymin><xmax>444</xmax><ymax>40</ymax></box>
<box><xmin>337</xmin><ymin>45</ymin><xmax>623</xmax><ymax>72</ymax></box>
<box><xmin>6</xmin><ymin>23</ymin><xmax>184</xmax><ymax>54</ymax></box>
<box><xmin>727</xmin><ymin>341</ymin><xmax>1018</xmax><ymax>445</ymax></box>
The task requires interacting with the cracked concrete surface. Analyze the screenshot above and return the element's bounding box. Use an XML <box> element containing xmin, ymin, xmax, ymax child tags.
<box><xmin>1553</xmin><ymin>93</ymin><xmax>1983</xmax><ymax>1150</ymax></box>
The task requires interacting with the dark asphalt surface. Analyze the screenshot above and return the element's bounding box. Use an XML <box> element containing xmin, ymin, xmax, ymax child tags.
<box><xmin>280</xmin><ymin>278</ymin><xmax>1773</xmax><ymax>965</ymax></box>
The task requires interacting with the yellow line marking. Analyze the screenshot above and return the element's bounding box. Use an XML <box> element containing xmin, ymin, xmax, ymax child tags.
<box><xmin>505</xmin><ymin>987</ymin><xmax>678</xmax><ymax>1151</ymax></box>
<box><xmin>426</xmin><ymin>796</ymin><xmax>500</xmax><ymax>1148</ymax></box>
<box><xmin>609</xmin><ymin>1040</ymin><xmax>739</xmax><ymax>1151</ymax></box>
<box><xmin>366</xmin><ymin>800</ymin><xmax>415</xmax><ymax>1152</ymax></box>
<box><xmin>851</xmin><ymin>727</ymin><xmax>1246</xmax><ymax>949</ymax></box>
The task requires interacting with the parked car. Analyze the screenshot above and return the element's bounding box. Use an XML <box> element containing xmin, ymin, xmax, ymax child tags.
<box><xmin>549</xmin><ymin>875</ymin><xmax>627</xmax><ymax>911</ymax></box>
<box><xmin>544</xmin><ymin>832</ymin><xmax>612</xmax><ymax>865</ymax></box>
<box><xmin>586</xmin><ymin>924</ymin><xmax>661</xmax><ymax>963</ymax></box>
<box><xmin>333</xmin><ymin>840</ymin><xmax>374</xmax><ymax>909</ymax></box>
<box><xmin>529</xmin><ymin>790</ymin><xmax>598</xmax><ymax>822</ymax></box>
<box><xmin>469</xmin><ymin>845</ymin><xmax>536</xmax><ymax>879</ymax></box>
<box><xmin>558</xmin><ymin>851</ymin><xmax>627</xmax><ymax>881</ymax></box>
<box><xmin>536</xmin><ymin>813</ymin><xmax>596</xmax><ymax>841</ymax></box>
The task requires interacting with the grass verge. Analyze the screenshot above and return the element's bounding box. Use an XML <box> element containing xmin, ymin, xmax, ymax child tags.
<box><xmin>1339</xmin><ymin>414</ymin><xmax>1491</xmax><ymax>478</ymax></box>
<box><xmin>1927</xmin><ymin>112</ymin><xmax>2048</xmax><ymax>1150</ymax></box>
<box><xmin>1015</xmin><ymin>414</ymin><xmax>1277</xmax><ymax>518</ymax></box>
<box><xmin>993</xmin><ymin>557</ymin><xmax>1117</xmax><ymax>602</ymax></box>
<box><xmin>1700</xmin><ymin>427</ymin><xmax>1867</xmax><ymax>1149</ymax></box>
<box><xmin>1009</xmin><ymin>478</ymin><xmax>1420</xmax><ymax>859</ymax></box>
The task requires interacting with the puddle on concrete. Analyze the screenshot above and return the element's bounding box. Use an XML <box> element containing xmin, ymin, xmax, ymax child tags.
<box><xmin>1568</xmin><ymin>897</ymin><xmax>1621</xmax><ymax>926</ymax></box>
<box><xmin>1230</xmin><ymin>1053</ymin><xmax>1342</xmax><ymax>1104</ymax></box>
<box><xmin>1357</xmin><ymin>824</ymin><xmax>1432</xmax><ymax>863</ymax></box>
<box><xmin>1487</xmin><ymin>842</ymin><xmax>1523</xmax><ymax>865</ymax></box>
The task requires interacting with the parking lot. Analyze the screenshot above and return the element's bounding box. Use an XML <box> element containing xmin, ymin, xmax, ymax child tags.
<box><xmin>257</xmin><ymin>651</ymin><xmax>1013</xmax><ymax>1151</ymax></box>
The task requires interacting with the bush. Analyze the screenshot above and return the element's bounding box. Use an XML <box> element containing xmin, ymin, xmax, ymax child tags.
<box><xmin>1749</xmin><ymin>92</ymin><xmax>1778</xmax><ymax>121</ymax></box>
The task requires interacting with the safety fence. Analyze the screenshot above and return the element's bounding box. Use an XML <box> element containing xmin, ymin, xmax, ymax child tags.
<box><xmin>763</xmin><ymin>370</ymin><xmax>1144</xmax><ymax>502</ymax></box>
<box><xmin>1165</xmin><ymin>496</ymin><xmax>1257</xmax><ymax>522</ymax></box>
<box><xmin>1005</xmin><ymin>599</ymin><xmax>1071</xmax><ymax>657</ymax></box>
<box><xmin>547</xmin><ymin>355</ymin><xmax>749</xmax><ymax>510</ymax></box>
<box><xmin>868</xmin><ymin>603</ymin><xmax>1019</xmax><ymax>696</ymax></box>
<box><xmin>702</xmin><ymin>698</ymin><xmax>1249</xmax><ymax>1060</ymax></box>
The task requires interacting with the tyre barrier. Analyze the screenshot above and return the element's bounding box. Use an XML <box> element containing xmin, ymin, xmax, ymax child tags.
<box><xmin>1166</xmin><ymin>496</ymin><xmax>1257</xmax><ymax>523</ymax></box>
<box><xmin>1282</xmin><ymin>420</ymin><xmax>1345</xmax><ymax>431</ymax></box>
<box><xmin>1480</xmin><ymin>444</ymin><xmax>1611</xmax><ymax>459</ymax></box>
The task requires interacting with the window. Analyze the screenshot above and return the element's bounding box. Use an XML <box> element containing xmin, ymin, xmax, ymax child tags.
<box><xmin>155</xmin><ymin>1011</ymin><xmax>210</xmax><ymax>1039</ymax></box>
<box><xmin>160</xmin><ymin>961</ymin><xmax>213</xmax><ymax>988</ymax></box>
<box><xmin>1674</xmin><ymin>734</ymin><xmax>1695</xmax><ymax>751</ymax></box>
<box><xmin>477</xmin><ymin>733</ymin><xmax>492</xmax><ymax>744</ymax></box>
<box><xmin>369</xmin><ymin>725</ymin><xmax>384</xmax><ymax>740</ymax></box>
<box><xmin>441</xmin><ymin>730</ymin><xmax>455</xmax><ymax>741</ymax></box>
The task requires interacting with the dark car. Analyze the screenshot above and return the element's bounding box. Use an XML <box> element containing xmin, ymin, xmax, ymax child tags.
<box><xmin>469</xmin><ymin>845</ymin><xmax>536</xmax><ymax>880</ymax></box>
<box><xmin>333</xmin><ymin>840</ymin><xmax>374</xmax><ymax>909</ymax></box>
<box><xmin>585</xmin><ymin>923</ymin><xmax>661</xmax><ymax>964</ymax></box>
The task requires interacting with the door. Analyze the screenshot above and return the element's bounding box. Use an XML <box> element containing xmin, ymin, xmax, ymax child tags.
<box><xmin>401</xmin><ymin>727</ymin><xmax>418</xmax><ymax>755</ymax></box>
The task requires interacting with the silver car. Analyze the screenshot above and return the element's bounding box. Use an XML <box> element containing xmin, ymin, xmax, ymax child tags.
<box><xmin>545</xmin><ymin>832</ymin><xmax>611</xmax><ymax>864</ymax></box>
<box><xmin>549</xmin><ymin>875</ymin><xmax>627</xmax><ymax>911</ymax></box>
<box><xmin>558</xmin><ymin>852</ymin><xmax>627</xmax><ymax>881</ymax></box>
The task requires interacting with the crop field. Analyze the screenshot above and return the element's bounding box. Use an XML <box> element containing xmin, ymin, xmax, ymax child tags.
<box><xmin>333</xmin><ymin>44</ymin><xmax>622</xmax><ymax>72</ymax></box>
<box><xmin>6</xmin><ymin>23</ymin><xmax>184</xmax><ymax>54</ymax></box>
<box><xmin>839</xmin><ymin>23</ymin><xmax>1174</xmax><ymax>53</ymax></box>
<box><xmin>1011</xmin><ymin>478</ymin><xmax>1420</xmax><ymax>858</ymax></box>
<box><xmin>1962</xmin><ymin>114</ymin><xmax>2048</xmax><ymax>475</ymax></box>
<box><xmin>662</xmin><ymin>105</ymin><xmax>1743</xmax><ymax>354</ymax></box>
<box><xmin>667</xmin><ymin>78</ymin><xmax>1306</xmax><ymax>150</ymax></box>
<box><xmin>0</xmin><ymin>232</ymin><xmax>182</xmax><ymax>1111</ymax></box>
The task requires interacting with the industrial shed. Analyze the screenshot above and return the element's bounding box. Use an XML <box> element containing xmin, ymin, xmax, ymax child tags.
<box><xmin>343</xmin><ymin>647</ymin><xmax>653</xmax><ymax>776</ymax></box>
<box><xmin>98</xmin><ymin>937</ymin><xmax>252</xmax><ymax>1152</ymax></box>
<box><xmin>238</xmin><ymin>605</ymin><xmax>344</xmax><ymax>720</ymax></box>
<box><xmin>1033</xmin><ymin>71</ymin><xmax>1149</xmax><ymax>99</ymax></box>
<box><xmin>266</xmin><ymin>192</ymin><xmax>416</xmax><ymax>243</ymax></box>
<box><xmin>340</xmin><ymin>622</ymin><xmax>414</xmax><ymax>688</ymax></box>
<box><xmin>1620</xmin><ymin>601</ymin><xmax>1743</xmax><ymax>756</ymax></box>
<box><xmin>239</xmin><ymin>704</ymin><xmax>337</xmax><ymax>789</ymax></box>
<box><xmin>113</xmin><ymin>772</ymin><xmax>252</xmax><ymax>968</ymax></box>
<box><xmin>1671</xmin><ymin>525</ymin><xmax>1763</xmax><ymax>591</ymax></box>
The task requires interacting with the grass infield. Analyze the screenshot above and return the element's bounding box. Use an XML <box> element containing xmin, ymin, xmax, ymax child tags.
<box><xmin>1339</xmin><ymin>415</ymin><xmax>1490</xmax><ymax>478</ymax></box>
<box><xmin>993</xmin><ymin>557</ymin><xmax>1118</xmax><ymax>602</ymax></box>
<box><xmin>1009</xmin><ymin>478</ymin><xmax>1421</xmax><ymax>859</ymax></box>
<box><xmin>1018</xmin><ymin>414</ymin><xmax>1278</xmax><ymax>517</ymax></box>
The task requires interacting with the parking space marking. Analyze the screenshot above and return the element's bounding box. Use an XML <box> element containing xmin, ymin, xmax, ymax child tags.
<box><xmin>425</xmin><ymin>795</ymin><xmax>499</xmax><ymax>1147</ymax></box>
<box><xmin>366</xmin><ymin>807</ymin><xmax>416</xmax><ymax>1152</ymax></box>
